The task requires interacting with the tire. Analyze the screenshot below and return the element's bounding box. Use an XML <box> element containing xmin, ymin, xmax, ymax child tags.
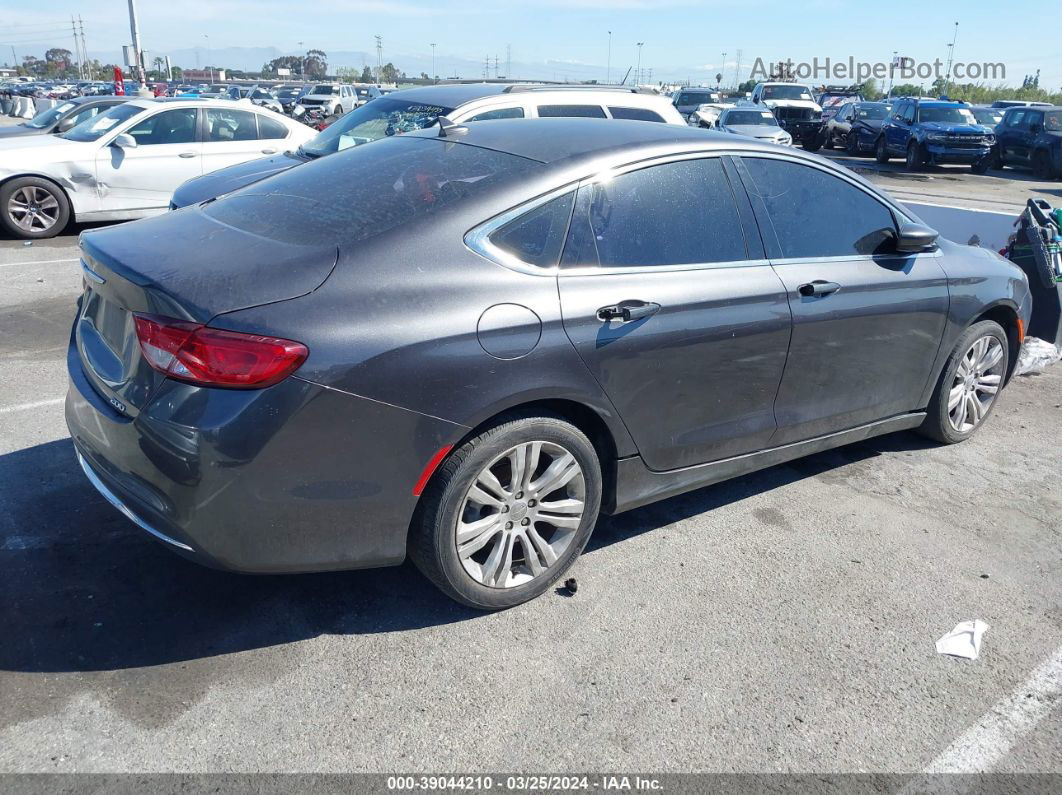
<box><xmin>409</xmin><ymin>414</ymin><xmax>602</xmax><ymax>610</ymax></box>
<box><xmin>991</xmin><ymin>147</ymin><xmax>1004</xmax><ymax>170</ymax></box>
<box><xmin>846</xmin><ymin>130</ymin><xmax>860</xmax><ymax>155</ymax></box>
<box><xmin>970</xmin><ymin>156</ymin><xmax>990</xmax><ymax>175</ymax></box>
<box><xmin>875</xmin><ymin>136</ymin><xmax>890</xmax><ymax>163</ymax></box>
<box><xmin>802</xmin><ymin>134</ymin><xmax>822</xmax><ymax>152</ymax></box>
<box><xmin>823</xmin><ymin>128</ymin><xmax>834</xmax><ymax>149</ymax></box>
<box><xmin>0</xmin><ymin>176</ymin><xmax>70</xmax><ymax>239</ymax></box>
<box><xmin>1032</xmin><ymin>150</ymin><xmax>1055</xmax><ymax>180</ymax></box>
<box><xmin>919</xmin><ymin>320</ymin><xmax>1009</xmax><ymax>445</ymax></box>
<box><xmin>905</xmin><ymin>141</ymin><xmax>925</xmax><ymax>171</ymax></box>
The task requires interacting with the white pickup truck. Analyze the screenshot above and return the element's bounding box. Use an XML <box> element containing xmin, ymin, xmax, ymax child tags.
<box><xmin>750</xmin><ymin>82</ymin><xmax>824</xmax><ymax>151</ymax></box>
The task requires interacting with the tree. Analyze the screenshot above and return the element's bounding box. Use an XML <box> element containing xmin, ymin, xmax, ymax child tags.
<box><xmin>153</xmin><ymin>56</ymin><xmax>166</xmax><ymax>76</ymax></box>
<box><xmin>359</xmin><ymin>66</ymin><xmax>373</xmax><ymax>83</ymax></box>
<box><xmin>380</xmin><ymin>62</ymin><xmax>399</xmax><ymax>84</ymax></box>
<box><xmin>22</xmin><ymin>55</ymin><xmax>46</xmax><ymax>77</ymax></box>
<box><xmin>262</xmin><ymin>55</ymin><xmax>303</xmax><ymax>76</ymax></box>
<box><xmin>45</xmin><ymin>48</ymin><xmax>73</xmax><ymax>73</ymax></box>
<box><xmin>303</xmin><ymin>49</ymin><xmax>327</xmax><ymax>78</ymax></box>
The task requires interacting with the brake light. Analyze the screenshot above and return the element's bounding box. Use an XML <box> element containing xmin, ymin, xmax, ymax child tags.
<box><xmin>133</xmin><ymin>314</ymin><xmax>308</xmax><ymax>388</ymax></box>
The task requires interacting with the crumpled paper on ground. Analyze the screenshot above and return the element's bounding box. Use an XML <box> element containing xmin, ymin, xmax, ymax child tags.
<box><xmin>1015</xmin><ymin>337</ymin><xmax>1062</xmax><ymax>376</ymax></box>
<box><xmin>936</xmin><ymin>620</ymin><xmax>990</xmax><ymax>660</ymax></box>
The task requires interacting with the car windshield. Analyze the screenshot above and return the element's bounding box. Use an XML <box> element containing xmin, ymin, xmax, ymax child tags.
<box><xmin>300</xmin><ymin>97</ymin><xmax>454</xmax><ymax>157</ymax></box>
<box><xmin>59</xmin><ymin>103</ymin><xmax>143</xmax><ymax>141</ymax></box>
<box><xmin>678</xmin><ymin>92</ymin><xmax>715</xmax><ymax>105</ymax></box>
<box><xmin>762</xmin><ymin>85</ymin><xmax>813</xmax><ymax>101</ymax></box>
<box><xmin>277</xmin><ymin>89</ymin><xmax>300</xmax><ymax>99</ymax></box>
<box><xmin>971</xmin><ymin>109</ymin><xmax>1003</xmax><ymax>125</ymax></box>
<box><xmin>1045</xmin><ymin>111</ymin><xmax>1062</xmax><ymax>131</ymax></box>
<box><xmin>23</xmin><ymin>101</ymin><xmax>77</xmax><ymax>129</ymax></box>
<box><xmin>855</xmin><ymin>105</ymin><xmax>888</xmax><ymax>120</ymax></box>
<box><xmin>251</xmin><ymin>89</ymin><xmax>274</xmax><ymax>99</ymax></box>
<box><xmin>725</xmin><ymin>110</ymin><xmax>778</xmax><ymax>126</ymax></box>
<box><xmin>311</xmin><ymin>85</ymin><xmax>341</xmax><ymax>96</ymax></box>
<box><xmin>918</xmin><ymin>106</ymin><xmax>976</xmax><ymax>124</ymax></box>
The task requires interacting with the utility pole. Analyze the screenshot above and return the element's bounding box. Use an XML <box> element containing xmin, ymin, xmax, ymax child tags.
<box><xmin>78</xmin><ymin>17</ymin><xmax>90</xmax><ymax>79</ymax></box>
<box><xmin>506</xmin><ymin>44</ymin><xmax>511</xmax><ymax>80</ymax></box>
<box><xmin>943</xmin><ymin>21</ymin><xmax>959</xmax><ymax>97</ymax></box>
<box><xmin>606</xmin><ymin>31</ymin><xmax>612</xmax><ymax>85</ymax></box>
<box><xmin>375</xmin><ymin>35</ymin><xmax>383</xmax><ymax>83</ymax></box>
<box><xmin>635</xmin><ymin>42</ymin><xmax>644</xmax><ymax>87</ymax></box>
<box><xmin>203</xmin><ymin>34</ymin><xmax>213</xmax><ymax>82</ymax></box>
<box><xmin>888</xmin><ymin>49</ymin><xmax>897</xmax><ymax>97</ymax></box>
<box><xmin>733</xmin><ymin>48</ymin><xmax>742</xmax><ymax>91</ymax></box>
<box><xmin>126</xmin><ymin>0</ymin><xmax>145</xmax><ymax>87</ymax></box>
<box><xmin>71</xmin><ymin>17</ymin><xmax>83</xmax><ymax>79</ymax></box>
<box><xmin>720</xmin><ymin>52</ymin><xmax>727</xmax><ymax>89</ymax></box>
<box><xmin>430</xmin><ymin>43</ymin><xmax>436</xmax><ymax>82</ymax></box>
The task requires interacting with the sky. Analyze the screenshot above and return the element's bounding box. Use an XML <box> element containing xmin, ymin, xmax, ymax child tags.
<box><xmin>3</xmin><ymin>0</ymin><xmax>1059</xmax><ymax>89</ymax></box>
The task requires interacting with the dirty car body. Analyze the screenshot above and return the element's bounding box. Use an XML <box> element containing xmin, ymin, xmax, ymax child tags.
<box><xmin>67</xmin><ymin>119</ymin><xmax>1030</xmax><ymax>588</ymax></box>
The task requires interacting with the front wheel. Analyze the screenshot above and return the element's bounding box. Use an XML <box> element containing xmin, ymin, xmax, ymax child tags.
<box><xmin>905</xmin><ymin>142</ymin><xmax>926</xmax><ymax>171</ymax></box>
<box><xmin>1033</xmin><ymin>150</ymin><xmax>1056</xmax><ymax>180</ymax></box>
<box><xmin>919</xmin><ymin>320</ymin><xmax>1009</xmax><ymax>444</ymax></box>
<box><xmin>846</xmin><ymin>130</ymin><xmax>861</xmax><ymax>155</ymax></box>
<box><xmin>409</xmin><ymin>414</ymin><xmax>602</xmax><ymax>610</ymax></box>
<box><xmin>0</xmin><ymin>176</ymin><xmax>70</xmax><ymax>239</ymax></box>
<box><xmin>875</xmin><ymin>136</ymin><xmax>890</xmax><ymax>163</ymax></box>
<box><xmin>823</xmin><ymin>128</ymin><xmax>834</xmax><ymax>149</ymax></box>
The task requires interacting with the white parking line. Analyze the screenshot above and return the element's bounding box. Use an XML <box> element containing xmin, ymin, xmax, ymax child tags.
<box><xmin>0</xmin><ymin>397</ymin><xmax>63</xmax><ymax>415</ymax></box>
<box><xmin>924</xmin><ymin>644</ymin><xmax>1062</xmax><ymax>773</ymax></box>
<box><xmin>0</xmin><ymin>257</ymin><xmax>79</xmax><ymax>269</ymax></box>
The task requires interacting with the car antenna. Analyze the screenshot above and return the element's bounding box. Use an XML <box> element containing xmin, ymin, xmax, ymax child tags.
<box><xmin>437</xmin><ymin>116</ymin><xmax>468</xmax><ymax>137</ymax></box>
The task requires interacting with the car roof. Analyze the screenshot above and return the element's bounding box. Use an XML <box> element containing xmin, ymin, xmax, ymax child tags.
<box><xmin>63</xmin><ymin>95</ymin><xmax>124</xmax><ymax>105</ymax></box>
<box><xmin>409</xmin><ymin>117</ymin><xmax>793</xmax><ymax>165</ymax></box>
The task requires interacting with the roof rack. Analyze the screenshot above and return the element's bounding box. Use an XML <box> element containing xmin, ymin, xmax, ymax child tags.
<box><xmin>502</xmin><ymin>84</ymin><xmax>645</xmax><ymax>94</ymax></box>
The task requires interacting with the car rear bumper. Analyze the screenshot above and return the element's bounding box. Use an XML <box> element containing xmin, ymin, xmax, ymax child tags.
<box><xmin>66</xmin><ymin>332</ymin><xmax>466</xmax><ymax>573</ymax></box>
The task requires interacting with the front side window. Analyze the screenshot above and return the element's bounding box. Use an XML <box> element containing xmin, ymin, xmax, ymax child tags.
<box><xmin>537</xmin><ymin>104</ymin><xmax>607</xmax><ymax>119</ymax></box>
<box><xmin>562</xmin><ymin>157</ymin><xmax>747</xmax><ymax>268</ymax></box>
<box><xmin>466</xmin><ymin>106</ymin><xmax>525</xmax><ymax>122</ymax></box>
<box><xmin>488</xmin><ymin>193</ymin><xmax>575</xmax><ymax>268</ymax></box>
<box><xmin>740</xmin><ymin>157</ymin><xmax>897</xmax><ymax>258</ymax></box>
<box><xmin>206</xmin><ymin>108</ymin><xmax>258</xmax><ymax>142</ymax></box>
<box><xmin>126</xmin><ymin>108</ymin><xmax>198</xmax><ymax>145</ymax></box>
<box><xmin>608</xmin><ymin>106</ymin><xmax>665</xmax><ymax>123</ymax></box>
<box><xmin>1007</xmin><ymin>110</ymin><xmax>1026</xmax><ymax>127</ymax></box>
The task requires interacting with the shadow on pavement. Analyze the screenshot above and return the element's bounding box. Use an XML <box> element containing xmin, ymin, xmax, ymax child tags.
<box><xmin>0</xmin><ymin>431</ymin><xmax>934</xmax><ymax>674</ymax></box>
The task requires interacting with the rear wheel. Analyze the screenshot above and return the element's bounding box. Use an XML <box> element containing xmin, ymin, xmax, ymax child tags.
<box><xmin>823</xmin><ymin>128</ymin><xmax>834</xmax><ymax>149</ymax></box>
<box><xmin>846</xmin><ymin>130</ymin><xmax>860</xmax><ymax>155</ymax></box>
<box><xmin>0</xmin><ymin>177</ymin><xmax>70</xmax><ymax>239</ymax></box>
<box><xmin>875</xmin><ymin>136</ymin><xmax>890</xmax><ymax>163</ymax></box>
<box><xmin>919</xmin><ymin>320</ymin><xmax>1009</xmax><ymax>444</ymax></box>
<box><xmin>409</xmin><ymin>414</ymin><xmax>602</xmax><ymax>610</ymax></box>
<box><xmin>1033</xmin><ymin>150</ymin><xmax>1056</xmax><ymax>179</ymax></box>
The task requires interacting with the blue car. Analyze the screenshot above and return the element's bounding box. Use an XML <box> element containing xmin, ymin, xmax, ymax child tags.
<box><xmin>875</xmin><ymin>99</ymin><xmax>995</xmax><ymax>173</ymax></box>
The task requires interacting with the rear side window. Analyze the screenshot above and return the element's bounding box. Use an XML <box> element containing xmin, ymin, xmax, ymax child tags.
<box><xmin>740</xmin><ymin>157</ymin><xmax>896</xmax><ymax>258</ymax></box>
<box><xmin>204</xmin><ymin>137</ymin><xmax>540</xmax><ymax>245</ymax></box>
<box><xmin>562</xmin><ymin>157</ymin><xmax>747</xmax><ymax>268</ymax></box>
<box><xmin>257</xmin><ymin>115</ymin><xmax>289</xmax><ymax>139</ymax></box>
<box><xmin>537</xmin><ymin>104</ymin><xmax>607</xmax><ymax>119</ymax></box>
<box><xmin>488</xmin><ymin>193</ymin><xmax>575</xmax><ymax>267</ymax></box>
<box><xmin>608</xmin><ymin>106</ymin><xmax>665</xmax><ymax>123</ymax></box>
<box><xmin>467</xmin><ymin>107</ymin><xmax>525</xmax><ymax>122</ymax></box>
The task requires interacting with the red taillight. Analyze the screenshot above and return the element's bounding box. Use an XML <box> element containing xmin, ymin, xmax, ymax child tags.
<box><xmin>133</xmin><ymin>314</ymin><xmax>308</xmax><ymax>389</ymax></box>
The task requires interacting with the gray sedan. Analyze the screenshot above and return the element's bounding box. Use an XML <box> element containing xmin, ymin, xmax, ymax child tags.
<box><xmin>66</xmin><ymin>119</ymin><xmax>1030</xmax><ymax>609</ymax></box>
<box><xmin>0</xmin><ymin>96</ymin><xmax>125</xmax><ymax>139</ymax></box>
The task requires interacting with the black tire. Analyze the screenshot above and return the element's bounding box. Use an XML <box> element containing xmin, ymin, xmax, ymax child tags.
<box><xmin>823</xmin><ymin>128</ymin><xmax>834</xmax><ymax>149</ymax></box>
<box><xmin>919</xmin><ymin>320</ymin><xmax>1009</xmax><ymax>445</ymax></box>
<box><xmin>875</xmin><ymin>136</ymin><xmax>890</xmax><ymax>163</ymax></box>
<box><xmin>991</xmin><ymin>146</ymin><xmax>1004</xmax><ymax>170</ymax></box>
<box><xmin>802</xmin><ymin>134</ymin><xmax>822</xmax><ymax>152</ymax></box>
<box><xmin>0</xmin><ymin>176</ymin><xmax>70</xmax><ymax>239</ymax></box>
<box><xmin>970</xmin><ymin>156</ymin><xmax>990</xmax><ymax>175</ymax></box>
<box><xmin>409</xmin><ymin>414</ymin><xmax>602</xmax><ymax>610</ymax></box>
<box><xmin>1032</xmin><ymin>150</ymin><xmax>1055</xmax><ymax>180</ymax></box>
<box><xmin>846</xmin><ymin>130</ymin><xmax>860</xmax><ymax>155</ymax></box>
<box><xmin>905</xmin><ymin>141</ymin><xmax>925</xmax><ymax>171</ymax></box>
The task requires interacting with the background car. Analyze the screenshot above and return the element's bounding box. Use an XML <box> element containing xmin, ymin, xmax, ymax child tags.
<box><xmin>670</xmin><ymin>87</ymin><xmax>722</xmax><ymax>117</ymax></box>
<box><xmin>67</xmin><ymin>118</ymin><xmax>1030</xmax><ymax>609</ymax></box>
<box><xmin>715</xmin><ymin>107</ymin><xmax>792</xmax><ymax>144</ymax></box>
<box><xmin>296</xmin><ymin>83</ymin><xmax>358</xmax><ymax>115</ymax></box>
<box><xmin>970</xmin><ymin>106</ymin><xmax>1004</xmax><ymax>127</ymax></box>
<box><xmin>993</xmin><ymin>106</ymin><xmax>1061</xmax><ymax>178</ymax></box>
<box><xmin>0</xmin><ymin>97</ymin><xmax>316</xmax><ymax>238</ymax></box>
<box><xmin>822</xmin><ymin>100</ymin><xmax>892</xmax><ymax>154</ymax></box>
<box><xmin>750</xmin><ymin>82</ymin><xmax>823</xmax><ymax>150</ymax></box>
<box><xmin>171</xmin><ymin>83</ymin><xmax>687</xmax><ymax>208</ymax></box>
<box><xmin>876</xmin><ymin>99</ymin><xmax>995</xmax><ymax>173</ymax></box>
<box><xmin>0</xmin><ymin>96</ymin><xmax>125</xmax><ymax>140</ymax></box>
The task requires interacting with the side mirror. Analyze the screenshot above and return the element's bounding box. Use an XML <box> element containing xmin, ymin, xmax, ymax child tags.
<box><xmin>56</xmin><ymin>117</ymin><xmax>76</xmax><ymax>133</ymax></box>
<box><xmin>112</xmin><ymin>133</ymin><xmax>137</xmax><ymax>149</ymax></box>
<box><xmin>895</xmin><ymin>222</ymin><xmax>938</xmax><ymax>253</ymax></box>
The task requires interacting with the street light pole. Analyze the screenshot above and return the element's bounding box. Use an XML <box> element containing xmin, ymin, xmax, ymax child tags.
<box><xmin>606</xmin><ymin>31</ymin><xmax>611</xmax><ymax>85</ymax></box>
<box><xmin>431</xmin><ymin>43</ymin><xmax>436</xmax><ymax>83</ymax></box>
<box><xmin>636</xmin><ymin>42</ymin><xmax>644</xmax><ymax>87</ymax></box>
<box><xmin>203</xmin><ymin>34</ymin><xmax>213</xmax><ymax>82</ymax></box>
<box><xmin>943</xmin><ymin>21</ymin><xmax>959</xmax><ymax>97</ymax></box>
<box><xmin>126</xmin><ymin>0</ymin><xmax>145</xmax><ymax>86</ymax></box>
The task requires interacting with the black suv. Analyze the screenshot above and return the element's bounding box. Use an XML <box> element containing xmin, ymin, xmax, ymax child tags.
<box><xmin>993</xmin><ymin>106</ymin><xmax>1062</xmax><ymax>179</ymax></box>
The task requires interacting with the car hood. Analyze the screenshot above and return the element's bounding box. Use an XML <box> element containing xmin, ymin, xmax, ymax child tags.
<box><xmin>919</xmin><ymin>122</ymin><xmax>993</xmax><ymax>134</ymax></box>
<box><xmin>725</xmin><ymin>124</ymin><xmax>786</xmax><ymax>138</ymax></box>
<box><xmin>762</xmin><ymin>99</ymin><xmax>822</xmax><ymax>111</ymax></box>
<box><xmin>0</xmin><ymin>133</ymin><xmax>92</xmax><ymax>167</ymax></box>
<box><xmin>170</xmin><ymin>151</ymin><xmax>307</xmax><ymax>208</ymax></box>
<box><xmin>0</xmin><ymin>124</ymin><xmax>42</xmax><ymax>138</ymax></box>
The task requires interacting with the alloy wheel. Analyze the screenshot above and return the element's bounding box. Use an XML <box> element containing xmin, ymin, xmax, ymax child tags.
<box><xmin>456</xmin><ymin>441</ymin><xmax>585</xmax><ymax>588</ymax></box>
<box><xmin>948</xmin><ymin>335</ymin><xmax>1004</xmax><ymax>433</ymax></box>
<box><xmin>7</xmin><ymin>186</ymin><xmax>60</xmax><ymax>233</ymax></box>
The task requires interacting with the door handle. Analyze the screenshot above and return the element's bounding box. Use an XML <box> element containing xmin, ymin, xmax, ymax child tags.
<box><xmin>178</xmin><ymin>152</ymin><xmax>197</xmax><ymax>158</ymax></box>
<box><xmin>798</xmin><ymin>280</ymin><xmax>841</xmax><ymax>298</ymax></box>
<box><xmin>597</xmin><ymin>300</ymin><xmax>661</xmax><ymax>323</ymax></box>
<box><xmin>261</xmin><ymin>148</ymin><xmax>277</xmax><ymax>154</ymax></box>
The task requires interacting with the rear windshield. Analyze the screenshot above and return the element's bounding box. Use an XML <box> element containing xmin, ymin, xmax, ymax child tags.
<box><xmin>203</xmin><ymin>136</ymin><xmax>539</xmax><ymax>245</ymax></box>
<box><xmin>301</xmin><ymin>97</ymin><xmax>454</xmax><ymax>157</ymax></box>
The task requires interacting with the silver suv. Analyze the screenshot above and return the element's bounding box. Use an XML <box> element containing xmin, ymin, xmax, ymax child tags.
<box><xmin>297</xmin><ymin>84</ymin><xmax>357</xmax><ymax>115</ymax></box>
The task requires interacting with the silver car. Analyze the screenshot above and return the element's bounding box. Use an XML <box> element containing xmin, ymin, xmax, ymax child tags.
<box><xmin>716</xmin><ymin>107</ymin><xmax>792</xmax><ymax>145</ymax></box>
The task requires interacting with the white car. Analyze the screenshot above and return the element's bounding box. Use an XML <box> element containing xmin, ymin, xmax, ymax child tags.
<box><xmin>0</xmin><ymin>97</ymin><xmax>316</xmax><ymax>239</ymax></box>
<box><xmin>296</xmin><ymin>84</ymin><xmax>358</xmax><ymax>116</ymax></box>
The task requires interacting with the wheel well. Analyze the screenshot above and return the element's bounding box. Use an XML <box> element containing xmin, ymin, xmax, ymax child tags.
<box><xmin>973</xmin><ymin>305</ymin><xmax>1021</xmax><ymax>382</ymax></box>
<box><xmin>0</xmin><ymin>173</ymin><xmax>75</xmax><ymax>221</ymax></box>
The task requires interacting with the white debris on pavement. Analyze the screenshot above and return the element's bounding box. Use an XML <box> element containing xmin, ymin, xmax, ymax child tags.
<box><xmin>936</xmin><ymin>620</ymin><xmax>991</xmax><ymax>660</ymax></box>
<box><xmin>1015</xmin><ymin>337</ymin><xmax>1062</xmax><ymax>376</ymax></box>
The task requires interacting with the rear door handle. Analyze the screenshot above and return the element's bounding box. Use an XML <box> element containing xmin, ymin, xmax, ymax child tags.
<box><xmin>798</xmin><ymin>280</ymin><xmax>841</xmax><ymax>297</ymax></box>
<box><xmin>597</xmin><ymin>300</ymin><xmax>661</xmax><ymax>323</ymax></box>
<box><xmin>178</xmin><ymin>152</ymin><xmax>197</xmax><ymax>158</ymax></box>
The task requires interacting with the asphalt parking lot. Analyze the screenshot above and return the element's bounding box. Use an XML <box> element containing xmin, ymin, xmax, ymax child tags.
<box><xmin>0</xmin><ymin>128</ymin><xmax>1060</xmax><ymax>775</ymax></box>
